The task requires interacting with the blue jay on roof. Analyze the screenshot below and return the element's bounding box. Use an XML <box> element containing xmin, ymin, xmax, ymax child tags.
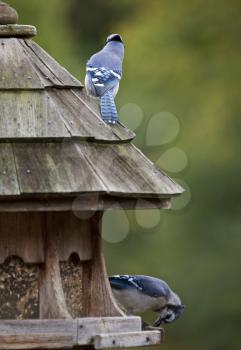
<box><xmin>85</xmin><ymin>34</ymin><xmax>124</xmax><ymax>124</ymax></box>
<box><xmin>109</xmin><ymin>275</ymin><xmax>185</xmax><ymax>329</ymax></box>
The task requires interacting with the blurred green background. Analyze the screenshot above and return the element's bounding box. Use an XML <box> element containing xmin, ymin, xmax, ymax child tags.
<box><xmin>10</xmin><ymin>0</ymin><xmax>241</xmax><ymax>349</ymax></box>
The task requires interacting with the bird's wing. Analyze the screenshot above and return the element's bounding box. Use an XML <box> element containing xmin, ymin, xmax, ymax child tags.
<box><xmin>86</xmin><ymin>66</ymin><xmax>121</xmax><ymax>96</ymax></box>
<box><xmin>109</xmin><ymin>275</ymin><xmax>170</xmax><ymax>299</ymax></box>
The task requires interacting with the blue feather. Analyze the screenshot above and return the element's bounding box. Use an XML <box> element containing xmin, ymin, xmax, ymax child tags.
<box><xmin>100</xmin><ymin>91</ymin><xmax>118</xmax><ymax>124</ymax></box>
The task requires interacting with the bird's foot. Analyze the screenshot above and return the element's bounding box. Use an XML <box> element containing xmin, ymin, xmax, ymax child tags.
<box><xmin>142</xmin><ymin>321</ymin><xmax>162</xmax><ymax>331</ymax></box>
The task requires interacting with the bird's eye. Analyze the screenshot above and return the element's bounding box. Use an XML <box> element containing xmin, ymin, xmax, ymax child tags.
<box><xmin>164</xmin><ymin>311</ymin><xmax>176</xmax><ymax>323</ymax></box>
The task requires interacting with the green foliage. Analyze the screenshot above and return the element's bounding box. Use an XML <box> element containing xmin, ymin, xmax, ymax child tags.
<box><xmin>9</xmin><ymin>0</ymin><xmax>241</xmax><ymax>349</ymax></box>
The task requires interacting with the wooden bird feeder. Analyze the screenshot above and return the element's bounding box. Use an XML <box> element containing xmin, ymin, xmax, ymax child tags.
<box><xmin>0</xmin><ymin>3</ymin><xmax>184</xmax><ymax>349</ymax></box>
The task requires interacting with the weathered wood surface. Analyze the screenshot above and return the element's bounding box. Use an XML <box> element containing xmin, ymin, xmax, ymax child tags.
<box><xmin>0</xmin><ymin>38</ymin><xmax>43</xmax><ymax>89</ymax></box>
<box><xmin>76</xmin><ymin>142</ymin><xmax>184</xmax><ymax>197</ymax></box>
<box><xmin>49</xmin><ymin>89</ymin><xmax>116</xmax><ymax>141</ymax></box>
<box><xmin>82</xmin><ymin>212</ymin><xmax>124</xmax><ymax>317</ymax></box>
<box><xmin>39</xmin><ymin>213</ymin><xmax>71</xmax><ymax>319</ymax></box>
<box><xmin>77</xmin><ymin>317</ymin><xmax>141</xmax><ymax>345</ymax></box>
<box><xmin>0</xmin><ymin>213</ymin><xmax>44</xmax><ymax>263</ymax></box>
<box><xmin>0</xmin><ymin>25</ymin><xmax>37</xmax><ymax>38</ymax></box>
<box><xmin>0</xmin><ymin>317</ymin><xmax>151</xmax><ymax>349</ymax></box>
<box><xmin>0</xmin><ymin>89</ymin><xmax>134</xmax><ymax>142</ymax></box>
<box><xmin>0</xmin><ymin>212</ymin><xmax>91</xmax><ymax>262</ymax></box>
<box><xmin>0</xmin><ymin>319</ymin><xmax>77</xmax><ymax>349</ymax></box>
<box><xmin>19</xmin><ymin>40</ymin><xmax>66</xmax><ymax>87</ymax></box>
<box><xmin>0</xmin><ymin>144</ymin><xmax>19</xmax><ymax>196</ymax></box>
<box><xmin>52</xmin><ymin>212</ymin><xmax>92</xmax><ymax>261</ymax></box>
<box><xmin>0</xmin><ymin>141</ymin><xmax>183</xmax><ymax>198</ymax></box>
<box><xmin>24</xmin><ymin>39</ymin><xmax>82</xmax><ymax>88</ymax></box>
<box><xmin>12</xmin><ymin>142</ymin><xmax>105</xmax><ymax>195</ymax></box>
<box><xmin>0</xmin><ymin>37</ymin><xmax>80</xmax><ymax>89</ymax></box>
<box><xmin>0</xmin><ymin>91</ymin><xmax>70</xmax><ymax>139</ymax></box>
<box><xmin>72</xmin><ymin>89</ymin><xmax>136</xmax><ymax>142</ymax></box>
<box><xmin>0</xmin><ymin>196</ymin><xmax>171</xmax><ymax>212</ymax></box>
<box><xmin>94</xmin><ymin>330</ymin><xmax>162</xmax><ymax>349</ymax></box>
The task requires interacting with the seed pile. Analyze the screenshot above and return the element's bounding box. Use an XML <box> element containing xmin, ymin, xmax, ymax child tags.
<box><xmin>0</xmin><ymin>256</ymin><xmax>38</xmax><ymax>319</ymax></box>
<box><xmin>60</xmin><ymin>259</ymin><xmax>83</xmax><ymax>317</ymax></box>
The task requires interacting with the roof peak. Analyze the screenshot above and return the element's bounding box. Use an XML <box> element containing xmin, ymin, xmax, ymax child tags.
<box><xmin>0</xmin><ymin>2</ymin><xmax>18</xmax><ymax>25</ymax></box>
<box><xmin>0</xmin><ymin>2</ymin><xmax>36</xmax><ymax>38</ymax></box>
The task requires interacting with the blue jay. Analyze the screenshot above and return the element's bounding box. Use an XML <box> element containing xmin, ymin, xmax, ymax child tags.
<box><xmin>85</xmin><ymin>34</ymin><xmax>124</xmax><ymax>124</ymax></box>
<box><xmin>109</xmin><ymin>275</ymin><xmax>185</xmax><ymax>329</ymax></box>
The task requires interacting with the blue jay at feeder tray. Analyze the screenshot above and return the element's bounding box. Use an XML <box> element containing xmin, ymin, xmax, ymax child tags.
<box><xmin>109</xmin><ymin>275</ymin><xmax>185</xmax><ymax>330</ymax></box>
<box><xmin>85</xmin><ymin>34</ymin><xmax>124</xmax><ymax>124</ymax></box>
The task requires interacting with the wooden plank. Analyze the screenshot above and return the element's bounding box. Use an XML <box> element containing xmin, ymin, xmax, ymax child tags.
<box><xmin>48</xmin><ymin>89</ymin><xmax>118</xmax><ymax>142</ymax></box>
<box><xmin>81</xmin><ymin>213</ymin><xmax>124</xmax><ymax>317</ymax></box>
<box><xmin>24</xmin><ymin>40</ymin><xmax>82</xmax><ymax>88</ymax></box>
<box><xmin>13</xmin><ymin>143</ymin><xmax>105</xmax><ymax>195</ymax></box>
<box><xmin>2</xmin><ymin>139</ymin><xmax>183</xmax><ymax>198</ymax></box>
<box><xmin>77</xmin><ymin>143</ymin><xmax>184</xmax><ymax>197</ymax></box>
<box><xmin>39</xmin><ymin>213</ymin><xmax>71</xmax><ymax>319</ymax></box>
<box><xmin>0</xmin><ymin>318</ymin><xmax>157</xmax><ymax>349</ymax></box>
<box><xmin>0</xmin><ymin>213</ymin><xmax>44</xmax><ymax>263</ymax></box>
<box><xmin>94</xmin><ymin>330</ymin><xmax>162</xmax><ymax>349</ymax></box>
<box><xmin>0</xmin><ymin>319</ymin><xmax>77</xmax><ymax>349</ymax></box>
<box><xmin>0</xmin><ymin>91</ymin><xmax>70</xmax><ymax>140</ymax></box>
<box><xmin>0</xmin><ymin>38</ymin><xmax>44</xmax><ymax>89</ymax></box>
<box><xmin>74</xmin><ymin>89</ymin><xmax>136</xmax><ymax>142</ymax></box>
<box><xmin>0</xmin><ymin>196</ymin><xmax>171</xmax><ymax>211</ymax></box>
<box><xmin>0</xmin><ymin>25</ymin><xmax>37</xmax><ymax>38</ymax></box>
<box><xmin>48</xmin><ymin>212</ymin><xmax>92</xmax><ymax>261</ymax></box>
<box><xmin>110</xmin><ymin>122</ymin><xmax>136</xmax><ymax>143</ymax></box>
<box><xmin>0</xmin><ymin>144</ymin><xmax>20</xmax><ymax>196</ymax></box>
<box><xmin>19</xmin><ymin>39</ymin><xmax>64</xmax><ymax>87</ymax></box>
<box><xmin>77</xmin><ymin>317</ymin><xmax>141</xmax><ymax>345</ymax></box>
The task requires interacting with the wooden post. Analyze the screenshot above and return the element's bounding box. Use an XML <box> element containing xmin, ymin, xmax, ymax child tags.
<box><xmin>39</xmin><ymin>212</ymin><xmax>71</xmax><ymax>319</ymax></box>
<box><xmin>82</xmin><ymin>211</ymin><xmax>124</xmax><ymax>317</ymax></box>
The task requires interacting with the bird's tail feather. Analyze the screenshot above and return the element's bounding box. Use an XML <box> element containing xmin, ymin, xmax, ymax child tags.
<box><xmin>100</xmin><ymin>92</ymin><xmax>118</xmax><ymax>124</ymax></box>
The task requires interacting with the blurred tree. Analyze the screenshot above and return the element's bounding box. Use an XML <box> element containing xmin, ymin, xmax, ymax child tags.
<box><xmin>68</xmin><ymin>0</ymin><xmax>137</xmax><ymax>59</ymax></box>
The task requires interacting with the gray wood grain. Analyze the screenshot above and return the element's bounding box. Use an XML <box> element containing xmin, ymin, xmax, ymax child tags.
<box><xmin>74</xmin><ymin>89</ymin><xmax>136</xmax><ymax>142</ymax></box>
<box><xmin>39</xmin><ymin>213</ymin><xmax>71</xmax><ymax>319</ymax></box>
<box><xmin>0</xmin><ymin>318</ymin><xmax>158</xmax><ymax>349</ymax></box>
<box><xmin>13</xmin><ymin>142</ymin><xmax>105</xmax><ymax>194</ymax></box>
<box><xmin>0</xmin><ymin>197</ymin><xmax>171</xmax><ymax>212</ymax></box>
<box><xmin>0</xmin><ymin>213</ymin><xmax>44</xmax><ymax>263</ymax></box>
<box><xmin>81</xmin><ymin>213</ymin><xmax>124</xmax><ymax>318</ymax></box>
<box><xmin>77</xmin><ymin>317</ymin><xmax>141</xmax><ymax>345</ymax></box>
<box><xmin>1</xmin><ymin>141</ymin><xmax>183</xmax><ymax>198</ymax></box>
<box><xmin>94</xmin><ymin>330</ymin><xmax>162</xmax><ymax>349</ymax></box>
<box><xmin>49</xmin><ymin>89</ymin><xmax>118</xmax><ymax>141</ymax></box>
<box><xmin>24</xmin><ymin>40</ymin><xmax>82</xmax><ymax>88</ymax></box>
<box><xmin>0</xmin><ymin>144</ymin><xmax>19</xmax><ymax>196</ymax></box>
<box><xmin>0</xmin><ymin>319</ymin><xmax>77</xmax><ymax>349</ymax></box>
<box><xmin>76</xmin><ymin>142</ymin><xmax>184</xmax><ymax>197</ymax></box>
<box><xmin>0</xmin><ymin>91</ymin><xmax>70</xmax><ymax>140</ymax></box>
<box><xmin>0</xmin><ymin>38</ymin><xmax>44</xmax><ymax>89</ymax></box>
<box><xmin>48</xmin><ymin>212</ymin><xmax>92</xmax><ymax>262</ymax></box>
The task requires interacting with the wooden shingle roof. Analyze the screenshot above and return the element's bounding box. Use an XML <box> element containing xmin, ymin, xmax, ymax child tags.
<box><xmin>0</xmin><ymin>25</ymin><xmax>184</xmax><ymax>208</ymax></box>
